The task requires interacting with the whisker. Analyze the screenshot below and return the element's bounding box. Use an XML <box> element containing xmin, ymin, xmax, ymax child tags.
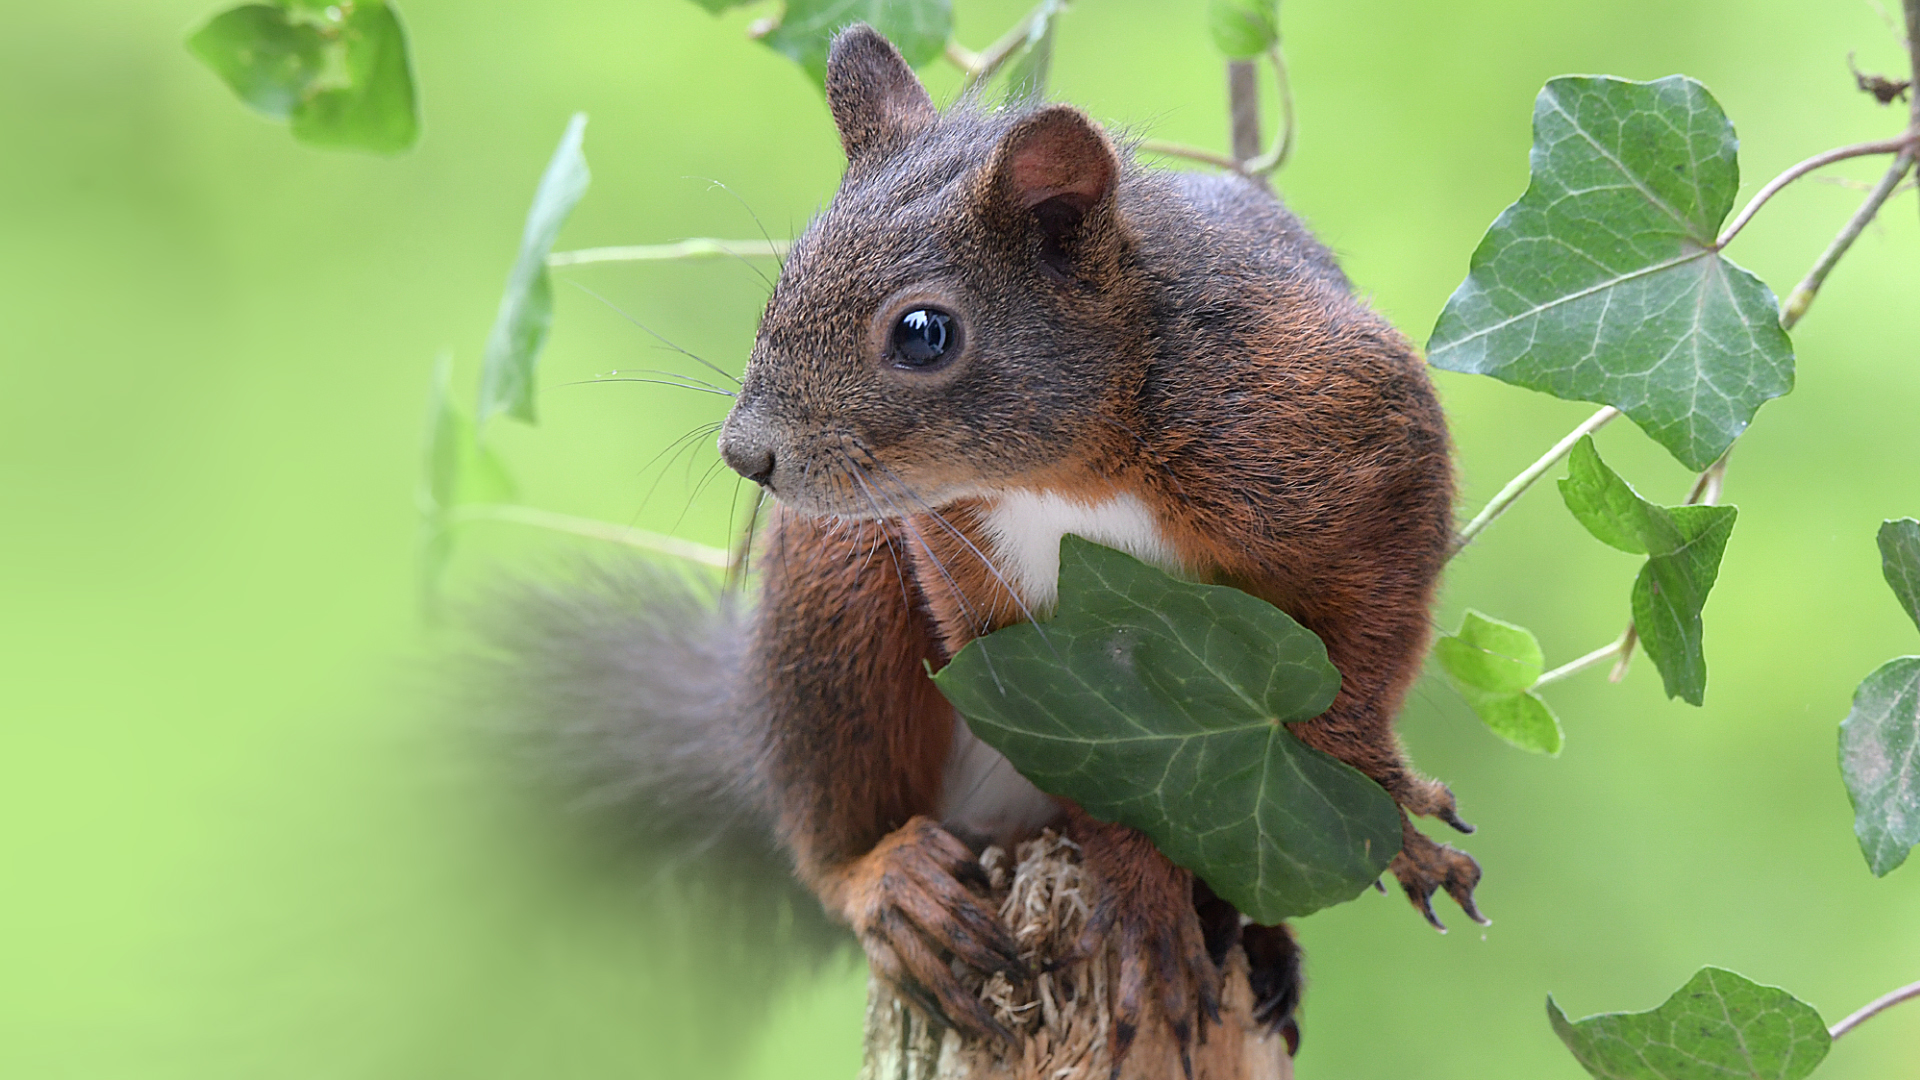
<box><xmin>727</xmin><ymin>485</ymin><xmax>767</xmax><ymax>592</ymax></box>
<box><xmin>595</xmin><ymin>367</ymin><xmax>737</xmax><ymax>396</ymax></box>
<box><xmin>578</xmin><ymin>376</ymin><xmax>736</xmax><ymax>399</ymax></box>
<box><xmin>565</xmin><ymin>279</ymin><xmax>742</xmax><ymax>386</ymax></box>
<box><xmin>859</xmin><ymin>453</ymin><xmax>1047</xmax><ymax>641</ymax></box>
<box><xmin>634</xmin><ymin>423</ymin><xmax>723</xmax><ymax>517</ymax></box>
<box><xmin>693</xmin><ymin>176</ymin><xmax>786</xmax><ymax>276</ymax></box>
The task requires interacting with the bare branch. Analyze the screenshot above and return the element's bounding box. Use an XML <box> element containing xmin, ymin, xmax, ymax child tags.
<box><xmin>1715</xmin><ymin>136</ymin><xmax>1913</xmax><ymax>248</ymax></box>
<box><xmin>1781</xmin><ymin>147</ymin><xmax>1916</xmax><ymax>327</ymax></box>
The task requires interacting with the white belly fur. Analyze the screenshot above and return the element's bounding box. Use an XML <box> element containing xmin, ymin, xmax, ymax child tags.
<box><xmin>937</xmin><ymin>490</ymin><xmax>1184</xmax><ymax>847</ymax></box>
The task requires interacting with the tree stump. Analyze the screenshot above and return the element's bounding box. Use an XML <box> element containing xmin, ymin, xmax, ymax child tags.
<box><xmin>858</xmin><ymin>832</ymin><xmax>1294</xmax><ymax>1080</ymax></box>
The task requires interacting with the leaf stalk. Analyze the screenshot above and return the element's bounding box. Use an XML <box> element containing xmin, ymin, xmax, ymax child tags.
<box><xmin>1532</xmin><ymin>634</ymin><xmax>1630</xmax><ymax>690</ymax></box>
<box><xmin>1828</xmin><ymin>977</ymin><xmax>1920</xmax><ymax>1039</ymax></box>
<box><xmin>1450</xmin><ymin>405</ymin><xmax>1621</xmax><ymax>557</ymax></box>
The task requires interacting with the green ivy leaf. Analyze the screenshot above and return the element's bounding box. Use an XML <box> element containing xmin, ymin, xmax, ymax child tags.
<box><xmin>1880</xmin><ymin>518</ymin><xmax>1920</xmax><ymax>634</ymax></box>
<box><xmin>1435</xmin><ymin>611</ymin><xmax>1562</xmax><ymax>754</ymax></box>
<box><xmin>762</xmin><ymin>0</ymin><xmax>953</xmax><ymax>85</ymax></box>
<box><xmin>998</xmin><ymin>0</ymin><xmax>1064</xmax><ymax>102</ymax></box>
<box><xmin>1548</xmin><ymin>967</ymin><xmax>1830</xmax><ymax>1080</ymax></box>
<box><xmin>1428</xmin><ymin>76</ymin><xmax>1793</xmax><ymax>472</ymax></box>
<box><xmin>1559</xmin><ymin>436</ymin><xmax>1735</xmax><ymax>705</ymax></box>
<box><xmin>1839</xmin><ymin>657</ymin><xmax>1920</xmax><ymax>877</ymax></box>
<box><xmin>930</xmin><ymin>536</ymin><xmax>1402</xmax><ymax>923</ymax></box>
<box><xmin>187</xmin><ymin>1</ymin><xmax>419</xmax><ymax>154</ymax></box>
<box><xmin>478</xmin><ymin>113</ymin><xmax>590</xmax><ymax>428</ymax></box>
<box><xmin>1208</xmin><ymin>0</ymin><xmax>1279</xmax><ymax>59</ymax></box>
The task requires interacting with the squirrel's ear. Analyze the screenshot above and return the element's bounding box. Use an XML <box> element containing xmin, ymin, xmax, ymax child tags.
<box><xmin>989</xmin><ymin>106</ymin><xmax>1119</xmax><ymax>276</ymax></box>
<box><xmin>826</xmin><ymin>25</ymin><xmax>935</xmax><ymax>164</ymax></box>
<box><xmin>991</xmin><ymin>106</ymin><xmax>1118</xmax><ymax>212</ymax></box>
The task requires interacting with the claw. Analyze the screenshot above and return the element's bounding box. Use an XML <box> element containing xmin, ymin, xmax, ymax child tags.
<box><xmin>1438</xmin><ymin>806</ymin><xmax>1476</xmax><ymax>834</ymax></box>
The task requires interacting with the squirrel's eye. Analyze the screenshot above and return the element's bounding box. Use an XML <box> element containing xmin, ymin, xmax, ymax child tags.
<box><xmin>889</xmin><ymin>308</ymin><xmax>957</xmax><ymax>370</ymax></box>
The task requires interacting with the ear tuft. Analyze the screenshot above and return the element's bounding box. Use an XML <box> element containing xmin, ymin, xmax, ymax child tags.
<box><xmin>825</xmin><ymin>25</ymin><xmax>936</xmax><ymax>164</ymax></box>
<box><xmin>995</xmin><ymin>106</ymin><xmax>1118</xmax><ymax>213</ymax></box>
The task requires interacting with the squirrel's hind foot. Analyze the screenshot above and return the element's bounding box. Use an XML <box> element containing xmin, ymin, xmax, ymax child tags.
<box><xmin>1390</xmin><ymin>822</ymin><xmax>1487</xmax><ymax>932</ymax></box>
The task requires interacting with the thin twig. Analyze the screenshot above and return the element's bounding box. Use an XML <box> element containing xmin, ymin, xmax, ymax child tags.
<box><xmin>447</xmin><ymin>503</ymin><xmax>732</xmax><ymax>568</ymax></box>
<box><xmin>1715</xmin><ymin>136</ymin><xmax>1913</xmax><ymax>247</ymax></box>
<box><xmin>1532</xmin><ymin>635</ymin><xmax>1630</xmax><ymax>690</ymax></box>
<box><xmin>1780</xmin><ymin>148</ymin><xmax>1916</xmax><ymax>327</ymax></box>
<box><xmin>547</xmin><ymin>239</ymin><xmax>791</xmax><ymax>269</ymax></box>
<box><xmin>951</xmin><ymin>0</ymin><xmax>1055</xmax><ymax>95</ymax></box>
<box><xmin>1829</xmin><ymin>978</ymin><xmax>1920</xmax><ymax>1039</ymax></box>
<box><xmin>1137</xmin><ymin>139</ymin><xmax>1248</xmax><ymax>173</ymax></box>
<box><xmin>1450</xmin><ymin>406</ymin><xmax>1621</xmax><ymax>557</ymax></box>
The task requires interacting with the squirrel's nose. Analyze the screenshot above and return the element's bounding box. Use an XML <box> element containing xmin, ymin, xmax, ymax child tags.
<box><xmin>719</xmin><ymin>433</ymin><xmax>776</xmax><ymax>487</ymax></box>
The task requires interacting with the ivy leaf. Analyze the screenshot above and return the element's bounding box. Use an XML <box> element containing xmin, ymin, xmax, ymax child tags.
<box><xmin>419</xmin><ymin>354</ymin><xmax>519</xmax><ymax>597</ymax></box>
<box><xmin>1435</xmin><ymin>611</ymin><xmax>1563</xmax><ymax>754</ymax></box>
<box><xmin>761</xmin><ymin>0</ymin><xmax>953</xmax><ymax>85</ymax></box>
<box><xmin>1840</xmin><ymin>656</ymin><xmax>1920</xmax><ymax>877</ymax></box>
<box><xmin>1208</xmin><ymin>0</ymin><xmax>1279</xmax><ymax>58</ymax></box>
<box><xmin>1559</xmin><ymin>436</ymin><xmax>1735</xmax><ymax>705</ymax></box>
<box><xmin>1880</xmin><ymin>518</ymin><xmax>1920</xmax><ymax>634</ymax></box>
<box><xmin>478</xmin><ymin>113</ymin><xmax>590</xmax><ymax>428</ymax></box>
<box><xmin>998</xmin><ymin>0</ymin><xmax>1064</xmax><ymax>102</ymax></box>
<box><xmin>1548</xmin><ymin>967</ymin><xmax>1830</xmax><ymax>1080</ymax></box>
<box><xmin>930</xmin><ymin>536</ymin><xmax>1402</xmax><ymax>923</ymax></box>
<box><xmin>188</xmin><ymin>1</ymin><xmax>419</xmax><ymax>154</ymax></box>
<box><xmin>1428</xmin><ymin>76</ymin><xmax>1794</xmax><ymax>472</ymax></box>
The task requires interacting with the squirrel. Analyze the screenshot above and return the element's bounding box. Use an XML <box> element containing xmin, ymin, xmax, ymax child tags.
<box><xmin>478</xmin><ymin>23</ymin><xmax>1482</xmax><ymax>1073</ymax></box>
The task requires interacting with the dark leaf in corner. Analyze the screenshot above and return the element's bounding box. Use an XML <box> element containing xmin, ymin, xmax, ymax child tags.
<box><xmin>1879</xmin><ymin>518</ymin><xmax>1920</xmax><ymax>634</ymax></box>
<box><xmin>932</xmin><ymin>536</ymin><xmax>1402</xmax><ymax>923</ymax></box>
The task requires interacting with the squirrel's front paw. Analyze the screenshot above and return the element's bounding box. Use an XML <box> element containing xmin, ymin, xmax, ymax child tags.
<box><xmin>835</xmin><ymin>816</ymin><xmax>1030</xmax><ymax>1044</ymax></box>
<box><xmin>1390</xmin><ymin>822</ymin><xmax>1487</xmax><ymax>931</ymax></box>
<box><xmin>1067</xmin><ymin>811</ymin><xmax>1220</xmax><ymax>1074</ymax></box>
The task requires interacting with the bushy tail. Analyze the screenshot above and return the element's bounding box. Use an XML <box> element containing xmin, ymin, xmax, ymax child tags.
<box><xmin>453</xmin><ymin>555</ymin><xmax>848</xmax><ymax>966</ymax></box>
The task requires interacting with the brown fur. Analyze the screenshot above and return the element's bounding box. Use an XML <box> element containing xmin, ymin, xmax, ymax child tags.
<box><xmin>719</xmin><ymin>24</ymin><xmax>1480</xmax><ymax>1067</ymax></box>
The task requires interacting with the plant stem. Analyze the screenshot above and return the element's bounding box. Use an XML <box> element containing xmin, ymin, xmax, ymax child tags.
<box><xmin>1714</xmin><ymin>136</ymin><xmax>1913</xmax><ymax>247</ymax></box>
<box><xmin>1450</xmin><ymin>405</ymin><xmax>1620</xmax><ymax>557</ymax></box>
<box><xmin>1137</xmin><ymin>139</ymin><xmax>1248</xmax><ymax>173</ymax></box>
<box><xmin>547</xmin><ymin>239</ymin><xmax>790</xmax><ymax>268</ymax></box>
<box><xmin>1780</xmin><ymin>147</ymin><xmax>1916</xmax><ymax>327</ymax></box>
<box><xmin>1532</xmin><ymin>635</ymin><xmax>1629</xmax><ymax>690</ymax></box>
<box><xmin>1828</xmin><ymin>977</ymin><xmax>1920</xmax><ymax>1039</ymax></box>
<box><xmin>1243</xmin><ymin>43</ymin><xmax>1297</xmax><ymax>175</ymax></box>
<box><xmin>447</xmin><ymin>503</ymin><xmax>732</xmax><ymax>568</ymax></box>
<box><xmin>1228</xmin><ymin>60</ymin><xmax>1261</xmax><ymax>164</ymax></box>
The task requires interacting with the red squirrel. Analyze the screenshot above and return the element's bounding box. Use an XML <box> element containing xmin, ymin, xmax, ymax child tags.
<box><xmin>700</xmin><ymin>25</ymin><xmax>1481</xmax><ymax>1062</ymax></box>
<box><xmin>482</xmin><ymin>23</ymin><xmax>1481</xmax><ymax>1069</ymax></box>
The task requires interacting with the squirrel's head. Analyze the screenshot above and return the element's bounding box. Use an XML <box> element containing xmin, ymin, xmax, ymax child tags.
<box><xmin>718</xmin><ymin>25</ymin><xmax>1145</xmax><ymax>519</ymax></box>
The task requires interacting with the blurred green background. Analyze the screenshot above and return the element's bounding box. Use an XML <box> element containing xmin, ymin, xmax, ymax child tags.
<box><xmin>3</xmin><ymin>0</ymin><xmax>1917</xmax><ymax>1076</ymax></box>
